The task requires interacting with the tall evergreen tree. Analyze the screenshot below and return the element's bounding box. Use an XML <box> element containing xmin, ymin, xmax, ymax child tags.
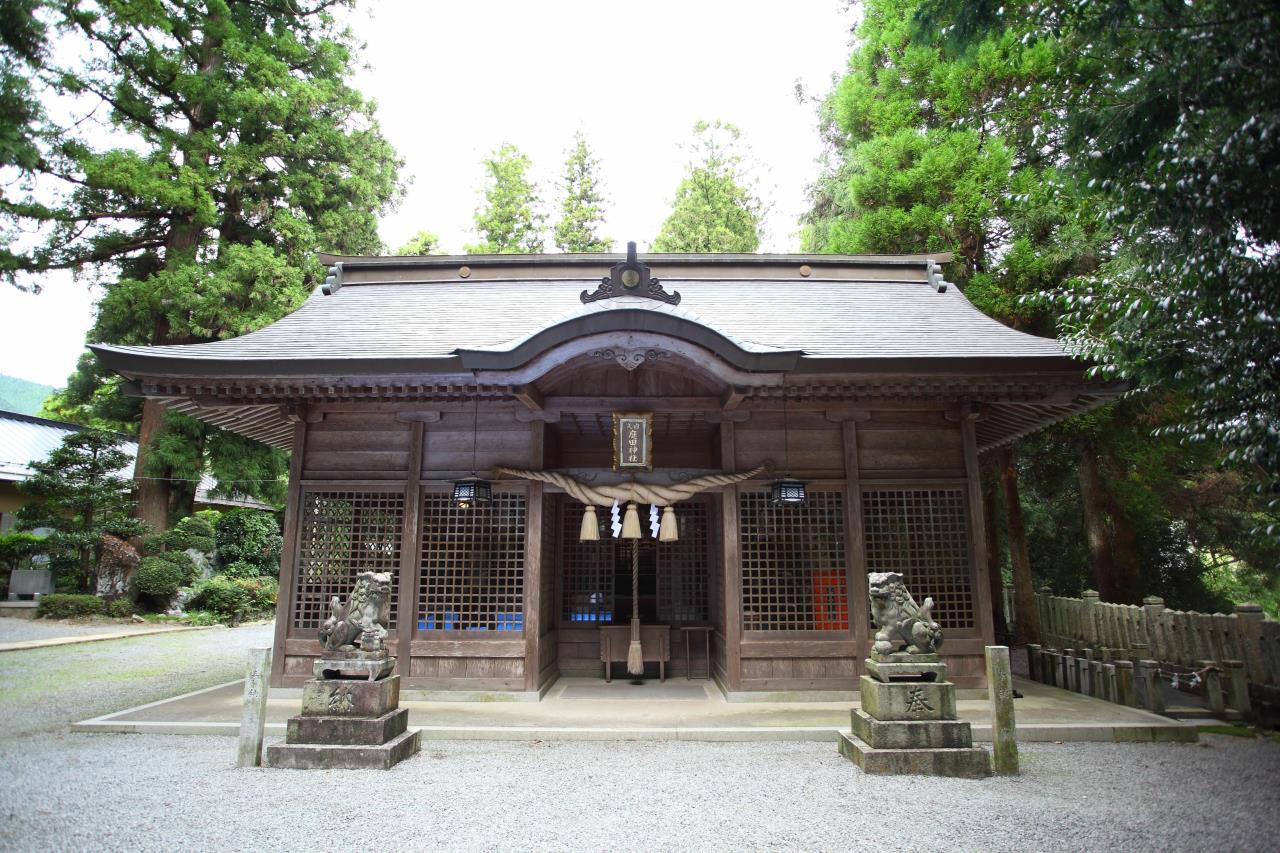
<box><xmin>553</xmin><ymin>132</ymin><xmax>610</xmax><ymax>253</ymax></box>
<box><xmin>652</xmin><ymin>121</ymin><xmax>764</xmax><ymax>253</ymax></box>
<box><xmin>395</xmin><ymin>230</ymin><xmax>446</xmax><ymax>256</ymax></box>
<box><xmin>2</xmin><ymin>1</ymin><xmax>403</xmax><ymax>529</ymax></box>
<box><xmin>465</xmin><ymin>143</ymin><xmax>545</xmax><ymax>254</ymax></box>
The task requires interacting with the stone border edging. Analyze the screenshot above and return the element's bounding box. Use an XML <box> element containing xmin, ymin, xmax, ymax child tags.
<box><xmin>0</xmin><ymin>623</ymin><xmax>221</xmax><ymax>652</ymax></box>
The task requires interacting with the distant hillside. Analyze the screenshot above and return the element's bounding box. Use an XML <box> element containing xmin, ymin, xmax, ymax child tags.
<box><xmin>0</xmin><ymin>375</ymin><xmax>57</xmax><ymax>416</ymax></box>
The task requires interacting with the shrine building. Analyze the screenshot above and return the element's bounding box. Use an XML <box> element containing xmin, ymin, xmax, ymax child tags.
<box><xmin>92</xmin><ymin>248</ymin><xmax>1121</xmax><ymax>694</ymax></box>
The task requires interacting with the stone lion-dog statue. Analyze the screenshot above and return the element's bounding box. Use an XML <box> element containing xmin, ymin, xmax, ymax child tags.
<box><xmin>868</xmin><ymin>571</ymin><xmax>944</xmax><ymax>656</ymax></box>
<box><xmin>319</xmin><ymin>570</ymin><xmax>392</xmax><ymax>653</ymax></box>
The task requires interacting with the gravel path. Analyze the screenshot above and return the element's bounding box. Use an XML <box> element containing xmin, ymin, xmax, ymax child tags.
<box><xmin>2</xmin><ymin>734</ymin><xmax>1279</xmax><ymax>851</ymax></box>
<box><xmin>1</xmin><ymin>625</ymin><xmax>1279</xmax><ymax>851</ymax></box>
<box><xmin>0</xmin><ymin>615</ymin><xmax>177</xmax><ymax>644</ymax></box>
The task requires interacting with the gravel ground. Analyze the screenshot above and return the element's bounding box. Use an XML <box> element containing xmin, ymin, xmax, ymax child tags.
<box><xmin>1</xmin><ymin>624</ymin><xmax>1279</xmax><ymax>851</ymax></box>
<box><xmin>0</xmin><ymin>615</ymin><xmax>177</xmax><ymax>644</ymax></box>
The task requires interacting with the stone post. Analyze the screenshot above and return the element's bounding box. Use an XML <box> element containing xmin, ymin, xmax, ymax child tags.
<box><xmin>1234</xmin><ymin>604</ymin><xmax>1266</xmax><ymax>685</ymax></box>
<box><xmin>985</xmin><ymin>646</ymin><xmax>1019</xmax><ymax>775</ymax></box>
<box><xmin>1115</xmin><ymin>660</ymin><xmax>1137</xmax><ymax>707</ymax></box>
<box><xmin>1080</xmin><ymin>649</ymin><xmax>1094</xmax><ymax>696</ymax></box>
<box><xmin>1138</xmin><ymin>660</ymin><xmax>1165</xmax><ymax>715</ymax></box>
<box><xmin>1102</xmin><ymin>662</ymin><xmax>1117</xmax><ymax>704</ymax></box>
<box><xmin>237</xmin><ymin>647</ymin><xmax>271</xmax><ymax>768</ymax></box>
<box><xmin>1081</xmin><ymin>589</ymin><xmax>1101</xmax><ymax>648</ymax></box>
<box><xmin>1142</xmin><ymin>596</ymin><xmax>1166</xmax><ymax>660</ymax></box>
<box><xmin>1027</xmin><ymin>644</ymin><xmax>1042</xmax><ymax>682</ymax></box>
<box><xmin>1198</xmin><ymin>661</ymin><xmax>1225</xmax><ymax>716</ymax></box>
<box><xmin>1222</xmin><ymin>660</ymin><xmax>1252</xmax><ymax>719</ymax></box>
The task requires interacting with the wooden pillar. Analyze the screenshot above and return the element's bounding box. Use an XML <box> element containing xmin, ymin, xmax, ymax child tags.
<box><xmin>396</xmin><ymin>421</ymin><xmax>425</xmax><ymax>680</ymax></box>
<box><xmin>961</xmin><ymin>412</ymin><xmax>997</xmax><ymax>652</ymax></box>
<box><xmin>720</xmin><ymin>420</ymin><xmax>742</xmax><ymax>691</ymax></box>
<box><xmin>841</xmin><ymin>417</ymin><xmax>869</xmax><ymax>663</ymax></box>
<box><xmin>270</xmin><ymin>419</ymin><xmax>307</xmax><ymax>687</ymax></box>
<box><xmin>523</xmin><ymin>422</ymin><xmax>545</xmax><ymax>692</ymax></box>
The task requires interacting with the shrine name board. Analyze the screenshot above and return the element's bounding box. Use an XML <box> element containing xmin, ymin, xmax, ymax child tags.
<box><xmin>613</xmin><ymin>412</ymin><xmax>652</xmax><ymax>471</ymax></box>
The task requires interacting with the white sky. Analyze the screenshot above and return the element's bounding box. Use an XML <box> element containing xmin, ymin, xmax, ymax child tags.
<box><xmin>0</xmin><ymin>0</ymin><xmax>855</xmax><ymax>388</ymax></box>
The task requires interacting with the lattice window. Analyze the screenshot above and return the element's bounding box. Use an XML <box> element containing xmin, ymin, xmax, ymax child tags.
<box><xmin>417</xmin><ymin>491</ymin><xmax>525</xmax><ymax>632</ymax></box>
<box><xmin>739</xmin><ymin>489</ymin><xmax>848</xmax><ymax>631</ymax></box>
<box><xmin>292</xmin><ymin>490</ymin><xmax>404</xmax><ymax>630</ymax></box>
<box><xmin>658</xmin><ymin>501</ymin><xmax>709</xmax><ymax>624</ymax></box>
<box><xmin>560</xmin><ymin>502</ymin><xmax>614</xmax><ymax>624</ymax></box>
<box><xmin>862</xmin><ymin>488</ymin><xmax>973</xmax><ymax>630</ymax></box>
<box><xmin>541</xmin><ymin>494</ymin><xmax>556</xmax><ymax>633</ymax></box>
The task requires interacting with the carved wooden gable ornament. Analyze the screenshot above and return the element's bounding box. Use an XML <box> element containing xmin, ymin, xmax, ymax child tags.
<box><xmin>580</xmin><ymin>241</ymin><xmax>681</xmax><ymax>306</ymax></box>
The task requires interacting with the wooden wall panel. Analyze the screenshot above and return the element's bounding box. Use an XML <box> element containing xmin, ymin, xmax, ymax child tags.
<box><xmin>733</xmin><ymin>412</ymin><xmax>843</xmax><ymax>477</ymax></box>
<box><xmin>422</xmin><ymin>411</ymin><xmax>532</xmax><ymax>475</ymax></box>
<box><xmin>302</xmin><ymin>413</ymin><xmax>409</xmax><ymax>480</ymax></box>
<box><xmin>857</xmin><ymin>412</ymin><xmax>965</xmax><ymax>478</ymax></box>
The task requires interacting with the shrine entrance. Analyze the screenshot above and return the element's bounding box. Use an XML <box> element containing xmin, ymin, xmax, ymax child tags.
<box><xmin>552</xmin><ymin>494</ymin><xmax>721</xmax><ymax>680</ymax></box>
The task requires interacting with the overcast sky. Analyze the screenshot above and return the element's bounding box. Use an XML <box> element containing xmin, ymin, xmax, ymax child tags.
<box><xmin>0</xmin><ymin>0</ymin><xmax>855</xmax><ymax>388</ymax></box>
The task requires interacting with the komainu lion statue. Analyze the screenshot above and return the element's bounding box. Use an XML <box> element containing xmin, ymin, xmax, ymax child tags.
<box><xmin>868</xmin><ymin>571</ymin><xmax>944</xmax><ymax>656</ymax></box>
<box><xmin>319</xmin><ymin>571</ymin><xmax>392</xmax><ymax>653</ymax></box>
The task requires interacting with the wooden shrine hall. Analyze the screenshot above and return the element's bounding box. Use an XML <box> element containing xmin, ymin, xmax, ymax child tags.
<box><xmin>92</xmin><ymin>247</ymin><xmax>1122</xmax><ymax>694</ymax></box>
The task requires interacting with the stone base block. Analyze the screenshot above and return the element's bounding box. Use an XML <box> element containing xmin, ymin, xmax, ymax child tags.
<box><xmin>859</xmin><ymin>675</ymin><xmax>956</xmax><ymax>722</ymax></box>
<box><xmin>301</xmin><ymin>675</ymin><xmax>400</xmax><ymax>718</ymax></box>
<box><xmin>870</xmin><ymin>651</ymin><xmax>940</xmax><ymax>664</ymax></box>
<box><xmin>266</xmin><ymin>728</ymin><xmax>420</xmax><ymax>770</ymax></box>
<box><xmin>865</xmin><ymin>659</ymin><xmax>948</xmax><ymax>683</ymax></box>
<box><xmin>837</xmin><ymin>732</ymin><xmax>990</xmax><ymax>778</ymax></box>
<box><xmin>314</xmin><ymin>650</ymin><xmax>395</xmax><ymax>682</ymax></box>
<box><xmin>286</xmin><ymin>708</ymin><xmax>408</xmax><ymax>746</ymax></box>
<box><xmin>850</xmin><ymin>709</ymin><xmax>974</xmax><ymax>750</ymax></box>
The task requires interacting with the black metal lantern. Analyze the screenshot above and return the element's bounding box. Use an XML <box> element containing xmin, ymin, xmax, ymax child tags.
<box><xmin>770</xmin><ymin>389</ymin><xmax>808</xmax><ymax>506</ymax></box>
<box><xmin>452</xmin><ymin>476</ymin><xmax>492</xmax><ymax>509</ymax></box>
<box><xmin>770</xmin><ymin>477</ymin><xmax>808</xmax><ymax>506</ymax></box>
<box><xmin>452</xmin><ymin>392</ymin><xmax>491</xmax><ymax>508</ymax></box>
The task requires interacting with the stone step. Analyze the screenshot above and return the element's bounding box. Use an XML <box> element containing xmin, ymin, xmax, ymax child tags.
<box><xmin>286</xmin><ymin>708</ymin><xmax>409</xmax><ymax>746</ymax></box>
<box><xmin>837</xmin><ymin>732</ymin><xmax>991</xmax><ymax>778</ymax></box>
<box><xmin>850</xmin><ymin>709</ymin><xmax>974</xmax><ymax>750</ymax></box>
<box><xmin>266</xmin><ymin>728</ymin><xmax>421</xmax><ymax>770</ymax></box>
<box><xmin>300</xmin><ymin>675</ymin><xmax>400</xmax><ymax>718</ymax></box>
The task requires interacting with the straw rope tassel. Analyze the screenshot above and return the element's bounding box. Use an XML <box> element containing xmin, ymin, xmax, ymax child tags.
<box><xmin>627</xmin><ymin>538</ymin><xmax>644</xmax><ymax>677</ymax></box>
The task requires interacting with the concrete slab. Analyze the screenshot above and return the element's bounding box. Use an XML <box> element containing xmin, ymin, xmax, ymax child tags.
<box><xmin>73</xmin><ymin>676</ymin><xmax>1196</xmax><ymax>743</ymax></box>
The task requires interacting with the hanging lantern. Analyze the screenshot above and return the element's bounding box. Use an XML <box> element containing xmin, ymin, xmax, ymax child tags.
<box><xmin>770</xmin><ymin>478</ymin><xmax>807</xmax><ymax>506</ymax></box>
<box><xmin>452</xmin><ymin>476</ymin><xmax>492</xmax><ymax>509</ymax></box>
<box><xmin>579</xmin><ymin>504</ymin><xmax>600</xmax><ymax>542</ymax></box>
<box><xmin>658</xmin><ymin>505</ymin><xmax>679</xmax><ymax>542</ymax></box>
<box><xmin>621</xmin><ymin>502</ymin><xmax>642</xmax><ymax>539</ymax></box>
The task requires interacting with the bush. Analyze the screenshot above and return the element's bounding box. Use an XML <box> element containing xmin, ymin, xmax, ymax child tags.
<box><xmin>188</xmin><ymin>576</ymin><xmax>252</xmax><ymax>622</ymax></box>
<box><xmin>219</xmin><ymin>560</ymin><xmax>260</xmax><ymax>579</ymax></box>
<box><xmin>232</xmin><ymin>575</ymin><xmax>278</xmax><ymax>611</ymax></box>
<box><xmin>132</xmin><ymin>556</ymin><xmax>186</xmax><ymax>599</ymax></box>
<box><xmin>0</xmin><ymin>531</ymin><xmax>44</xmax><ymax>572</ymax></box>
<box><xmin>36</xmin><ymin>594</ymin><xmax>103</xmax><ymax>619</ymax></box>
<box><xmin>215</xmin><ymin>509</ymin><xmax>282</xmax><ymax>575</ymax></box>
<box><xmin>144</xmin><ymin>511</ymin><xmax>221</xmax><ymax>557</ymax></box>
<box><xmin>105</xmin><ymin>597</ymin><xmax>136</xmax><ymax>618</ymax></box>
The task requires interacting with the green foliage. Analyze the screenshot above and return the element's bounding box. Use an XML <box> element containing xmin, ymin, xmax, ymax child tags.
<box><xmin>0</xmin><ymin>375</ymin><xmax>55</xmax><ymax>415</ymax></box>
<box><xmin>15</xmin><ymin>429</ymin><xmax>147</xmax><ymax>589</ymax></box>
<box><xmin>219</xmin><ymin>559</ymin><xmax>260</xmax><ymax>579</ymax></box>
<box><xmin>215</xmin><ymin>509</ymin><xmax>283</xmax><ymax>575</ymax></box>
<box><xmin>0</xmin><ymin>532</ymin><xmax>43</xmax><ymax>572</ymax></box>
<box><xmin>554</xmin><ymin>132</ymin><xmax>610</xmax><ymax>253</ymax></box>
<box><xmin>105</xmin><ymin>596</ymin><xmax>136</xmax><ymax>618</ymax></box>
<box><xmin>233</xmin><ymin>575</ymin><xmax>278</xmax><ymax>611</ymax></box>
<box><xmin>3</xmin><ymin>0</ymin><xmax>404</xmax><ymax>517</ymax></box>
<box><xmin>150</xmin><ymin>512</ymin><xmax>218</xmax><ymax>555</ymax></box>
<box><xmin>187</xmin><ymin>575</ymin><xmax>251</xmax><ymax>622</ymax></box>
<box><xmin>465</xmin><ymin>143</ymin><xmax>545</xmax><ymax>253</ymax></box>
<box><xmin>36</xmin><ymin>594</ymin><xmax>103</xmax><ymax>619</ymax></box>
<box><xmin>132</xmin><ymin>555</ymin><xmax>186</xmax><ymax>599</ymax></box>
<box><xmin>395</xmin><ymin>230</ymin><xmax>446</xmax><ymax>256</ymax></box>
<box><xmin>653</xmin><ymin>122</ymin><xmax>764</xmax><ymax>253</ymax></box>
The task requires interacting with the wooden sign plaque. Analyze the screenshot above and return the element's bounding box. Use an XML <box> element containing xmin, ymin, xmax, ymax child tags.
<box><xmin>613</xmin><ymin>412</ymin><xmax>653</xmax><ymax>471</ymax></box>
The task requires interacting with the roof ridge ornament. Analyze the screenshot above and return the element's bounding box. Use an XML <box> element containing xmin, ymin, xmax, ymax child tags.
<box><xmin>581</xmin><ymin>241</ymin><xmax>681</xmax><ymax>306</ymax></box>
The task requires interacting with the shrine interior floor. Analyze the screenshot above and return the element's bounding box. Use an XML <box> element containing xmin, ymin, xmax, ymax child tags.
<box><xmin>73</xmin><ymin>675</ymin><xmax>1198</xmax><ymax>743</ymax></box>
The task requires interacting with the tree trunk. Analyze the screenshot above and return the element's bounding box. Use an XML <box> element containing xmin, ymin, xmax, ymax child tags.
<box><xmin>998</xmin><ymin>445</ymin><xmax>1041</xmax><ymax>645</ymax></box>
<box><xmin>982</xmin><ymin>458</ymin><xmax>1008</xmax><ymax>640</ymax></box>
<box><xmin>134</xmin><ymin>398</ymin><xmax>170</xmax><ymax>534</ymax></box>
<box><xmin>1076</xmin><ymin>441</ymin><xmax>1117</xmax><ymax>600</ymax></box>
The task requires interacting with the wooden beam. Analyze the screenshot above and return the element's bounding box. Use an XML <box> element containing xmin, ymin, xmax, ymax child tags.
<box><xmin>270</xmin><ymin>422</ymin><xmax>307</xmax><ymax>688</ymax></box>
<box><xmin>842</xmin><ymin>420</ymin><xmax>870</xmax><ymax>668</ymax></box>
<box><xmin>720</xmin><ymin>386</ymin><xmax>747</xmax><ymax>411</ymax></box>
<box><xmin>396</xmin><ymin>421</ymin><xmax>425</xmax><ymax>674</ymax></box>
<box><xmin>513</xmin><ymin>383</ymin><xmax>545</xmax><ymax>413</ymax></box>
<box><xmin>962</xmin><ymin>414</ymin><xmax>997</xmax><ymax>663</ymax></box>
<box><xmin>720</xmin><ymin>420</ymin><xmax>742</xmax><ymax>691</ymax></box>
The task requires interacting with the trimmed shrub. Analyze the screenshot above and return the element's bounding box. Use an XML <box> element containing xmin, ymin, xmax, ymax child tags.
<box><xmin>105</xmin><ymin>597</ymin><xmax>136</xmax><ymax>618</ymax></box>
<box><xmin>133</xmin><ymin>556</ymin><xmax>186</xmax><ymax>599</ymax></box>
<box><xmin>219</xmin><ymin>560</ymin><xmax>260</xmax><ymax>579</ymax></box>
<box><xmin>36</xmin><ymin>594</ymin><xmax>103</xmax><ymax>619</ymax></box>
<box><xmin>188</xmin><ymin>576</ymin><xmax>252</xmax><ymax>622</ymax></box>
<box><xmin>232</xmin><ymin>576</ymin><xmax>279</xmax><ymax>611</ymax></box>
<box><xmin>215</xmin><ymin>509</ymin><xmax>282</xmax><ymax>575</ymax></box>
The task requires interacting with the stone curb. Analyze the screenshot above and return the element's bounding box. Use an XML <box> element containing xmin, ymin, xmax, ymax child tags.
<box><xmin>0</xmin><ymin>623</ymin><xmax>220</xmax><ymax>652</ymax></box>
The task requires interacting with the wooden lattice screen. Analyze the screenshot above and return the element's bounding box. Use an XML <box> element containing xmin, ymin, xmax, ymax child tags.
<box><xmin>417</xmin><ymin>491</ymin><xmax>526</xmax><ymax>633</ymax></box>
<box><xmin>739</xmin><ymin>489</ymin><xmax>848</xmax><ymax>631</ymax></box>
<box><xmin>560</xmin><ymin>502</ymin><xmax>614</xmax><ymax>624</ymax></box>
<box><xmin>861</xmin><ymin>488</ymin><xmax>973</xmax><ymax>630</ymax></box>
<box><xmin>657</xmin><ymin>501</ymin><xmax>709</xmax><ymax>624</ymax></box>
<box><xmin>291</xmin><ymin>489</ymin><xmax>404</xmax><ymax>630</ymax></box>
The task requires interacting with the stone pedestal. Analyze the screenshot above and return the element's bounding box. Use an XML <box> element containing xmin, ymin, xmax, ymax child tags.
<box><xmin>838</xmin><ymin>653</ymin><xmax>990</xmax><ymax>778</ymax></box>
<box><xmin>266</xmin><ymin>652</ymin><xmax>419</xmax><ymax>770</ymax></box>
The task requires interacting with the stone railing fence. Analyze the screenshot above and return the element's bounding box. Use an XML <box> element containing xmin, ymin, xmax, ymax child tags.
<box><xmin>1004</xmin><ymin>586</ymin><xmax>1279</xmax><ymax>721</ymax></box>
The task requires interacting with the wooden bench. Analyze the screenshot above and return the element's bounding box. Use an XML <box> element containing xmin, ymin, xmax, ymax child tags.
<box><xmin>600</xmin><ymin>625</ymin><xmax>670</xmax><ymax>682</ymax></box>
